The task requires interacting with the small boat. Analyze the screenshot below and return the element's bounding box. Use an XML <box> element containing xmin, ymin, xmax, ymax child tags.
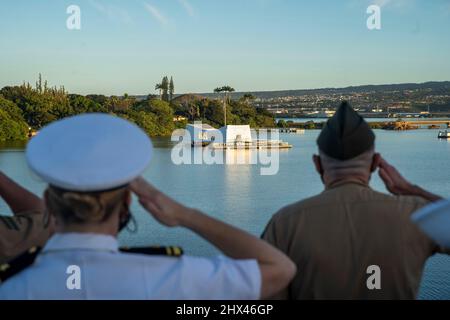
<box><xmin>438</xmin><ymin>130</ymin><xmax>450</xmax><ymax>139</ymax></box>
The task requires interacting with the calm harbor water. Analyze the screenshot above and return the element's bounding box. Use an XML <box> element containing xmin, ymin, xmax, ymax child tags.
<box><xmin>1</xmin><ymin>129</ymin><xmax>449</xmax><ymax>299</ymax></box>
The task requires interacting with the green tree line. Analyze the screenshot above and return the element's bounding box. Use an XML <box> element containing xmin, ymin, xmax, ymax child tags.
<box><xmin>172</xmin><ymin>91</ymin><xmax>275</xmax><ymax>128</ymax></box>
<box><xmin>0</xmin><ymin>75</ymin><xmax>275</xmax><ymax>141</ymax></box>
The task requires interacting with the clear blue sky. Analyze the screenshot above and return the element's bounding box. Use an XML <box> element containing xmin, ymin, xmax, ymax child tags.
<box><xmin>0</xmin><ymin>0</ymin><xmax>449</xmax><ymax>95</ymax></box>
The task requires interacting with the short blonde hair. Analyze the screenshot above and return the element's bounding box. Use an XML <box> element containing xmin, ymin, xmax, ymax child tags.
<box><xmin>46</xmin><ymin>186</ymin><xmax>128</xmax><ymax>225</ymax></box>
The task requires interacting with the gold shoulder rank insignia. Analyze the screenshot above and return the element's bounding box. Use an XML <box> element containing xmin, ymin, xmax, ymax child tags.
<box><xmin>120</xmin><ymin>246</ymin><xmax>184</xmax><ymax>257</ymax></box>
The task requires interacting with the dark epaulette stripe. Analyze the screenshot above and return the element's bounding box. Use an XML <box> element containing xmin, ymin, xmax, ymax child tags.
<box><xmin>0</xmin><ymin>216</ymin><xmax>19</xmax><ymax>230</ymax></box>
<box><xmin>0</xmin><ymin>247</ymin><xmax>41</xmax><ymax>282</ymax></box>
<box><xmin>0</xmin><ymin>245</ymin><xmax>183</xmax><ymax>283</ymax></box>
<box><xmin>120</xmin><ymin>246</ymin><xmax>183</xmax><ymax>257</ymax></box>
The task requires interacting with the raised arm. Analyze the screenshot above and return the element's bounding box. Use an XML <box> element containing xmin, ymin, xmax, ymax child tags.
<box><xmin>378</xmin><ymin>157</ymin><xmax>442</xmax><ymax>202</ymax></box>
<box><xmin>130</xmin><ymin>177</ymin><xmax>296</xmax><ymax>299</ymax></box>
<box><xmin>0</xmin><ymin>171</ymin><xmax>44</xmax><ymax>214</ymax></box>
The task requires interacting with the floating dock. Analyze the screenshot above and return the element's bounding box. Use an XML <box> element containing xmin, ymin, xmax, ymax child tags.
<box><xmin>278</xmin><ymin>128</ymin><xmax>305</xmax><ymax>134</ymax></box>
<box><xmin>212</xmin><ymin>140</ymin><xmax>292</xmax><ymax>150</ymax></box>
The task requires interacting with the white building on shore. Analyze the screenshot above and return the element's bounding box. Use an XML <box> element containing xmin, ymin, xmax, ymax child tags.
<box><xmin>186</xmin><ymin>123</ymin><xmax>292</xmax><ymax>149</ymax></box>
<box><xmin>219</xmin><ymin>125</ymin><xmax>253</xmax><ymax>145</ymax></box>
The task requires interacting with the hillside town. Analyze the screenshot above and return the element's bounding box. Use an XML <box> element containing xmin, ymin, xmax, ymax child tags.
<box><xmin>249</xmin><ymin>82</ymin><xmax>450</xmax><ymax>118</ymax></box>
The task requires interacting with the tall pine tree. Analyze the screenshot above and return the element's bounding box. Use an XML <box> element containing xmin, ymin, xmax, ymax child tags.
<box><xmin>169</xmin><ymin>76</ymin><xmax>174</xmax><ymax>101</ymax></box>
<box><xmin>161</xmin><ymin>76</ymin><xmax>169</xmax><ymax>102</ymax></box>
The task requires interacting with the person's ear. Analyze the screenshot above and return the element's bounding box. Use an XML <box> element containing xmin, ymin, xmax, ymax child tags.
<box><xmin>371</xmin><ymin>153</ymin><xmax>381</xmax><ymax>172</ymax></box>
<box><xmin>313</xmin><ymin>155</ymin><xmax>324</xmax><ymax>176</ymax></box>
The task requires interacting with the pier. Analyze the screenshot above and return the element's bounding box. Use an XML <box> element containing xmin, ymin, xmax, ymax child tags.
<box><xmin>399</xmin><ymin>120</ymin><xmax>450</xmax><ymax>126</ymax></box>
<box><xmin>279</xmin><ymin>119</ymin><xmax>450</xmax><ymax>131</ymax></box>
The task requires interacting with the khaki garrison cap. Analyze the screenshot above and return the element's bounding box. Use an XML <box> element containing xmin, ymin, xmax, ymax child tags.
<box><xmin>317</xmin><ymin>101</ymin><xmax>375</xmax><ymax>160</ymax></box>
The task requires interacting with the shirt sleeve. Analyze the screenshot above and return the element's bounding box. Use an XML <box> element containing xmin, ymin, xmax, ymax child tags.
<box><xmin>260</xmin><ymin>215</ymin><xmax>290</xmax><ymax>300</ymax></box>
<box><xmin>175</xmin><ymin>255</ymin><xmax>261</xmax><ymax>300</ymax></box>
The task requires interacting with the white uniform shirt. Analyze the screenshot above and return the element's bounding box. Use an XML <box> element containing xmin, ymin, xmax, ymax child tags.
<box><xmin>0</xmin><ymin>233</ymin><xmax>261</xmax><ymax>300</ymax></box>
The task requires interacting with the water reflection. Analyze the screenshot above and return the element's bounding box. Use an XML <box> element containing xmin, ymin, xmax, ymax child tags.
<box><xmin>0</xmin><ymin>140</ymin><xmax>27</xmax><ymax>150</ymax></box>
<box><xmin>222</xmin><ymin>150</ymin><xmax>252</xmax><ymax>221</ymax></box>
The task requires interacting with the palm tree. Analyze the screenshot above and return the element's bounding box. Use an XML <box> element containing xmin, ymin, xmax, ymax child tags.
<box><xmin>214</xmin><ymin>86</ymin><xmax>235</xmax><ymax>126</ymax></box>
<box><xmin>242</xmin><ymin>93</ymin><xmax>255</xmax><ymax>104</ymax></box>
<box><xmin>155</xmin><ymin>83</ymin><xmax>163</xmax><ymax>100</ymax></box>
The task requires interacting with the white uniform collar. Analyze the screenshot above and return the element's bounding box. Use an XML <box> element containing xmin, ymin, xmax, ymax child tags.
<box><xmin>42</xmin><ymin>233</ymin><xmax>119</xmax><ymax>253</ymax></box>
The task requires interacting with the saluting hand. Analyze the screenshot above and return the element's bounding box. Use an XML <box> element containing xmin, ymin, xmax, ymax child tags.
<box><xmin>378</xmin><ymin>157</ymin><xmax>442</xmax><ymax>202</ymax></box>
<box><xmin>130</xmin><ymin>177</ymin><xmax>190</xmax><ymax>227</ymax></box>
<box><xmin>378</xmin><ymin>157</ymin><xmax>414</xmax><ymax>196</ymax></box>
<box><xmin>131</xmin><ymin>178</ymin><xmax>297</xmax><ymax>299</ymax></box>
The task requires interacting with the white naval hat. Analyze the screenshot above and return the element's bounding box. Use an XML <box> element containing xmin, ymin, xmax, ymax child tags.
<box><xmin>411</xmin><ymin>199</ymin><xmax>450</xmax><ymax>248</ymax></box>
<box><xmin>26</xmin><ymin>113</ymin><xmax>153</xmax><ymax>192</ymax></box>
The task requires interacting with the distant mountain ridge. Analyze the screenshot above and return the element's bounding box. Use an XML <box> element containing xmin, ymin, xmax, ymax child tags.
<box><xmin>133</xmin><ymin>81</ymin><xmax>450</xmax><ymax>101</ymax></box>
<box><xmin>198</xmin><ymin>81</ymin><xmax>450</xmax><ymax>99</ymax></box>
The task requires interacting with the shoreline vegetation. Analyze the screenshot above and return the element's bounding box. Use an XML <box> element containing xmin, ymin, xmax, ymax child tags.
<box><xmin>0</xmin><ymin>75</ymin><xmax>275</xmax><ymax>142</ymax></box>
<box><xmin>276</xmin><ymin>119</ymin><xmax>450</xmax><ymax>130</ymax></box>
<box><xmin>2</xmin><ymin>75</ymin><xmax>449</xmax><ymax>142</ymax></box>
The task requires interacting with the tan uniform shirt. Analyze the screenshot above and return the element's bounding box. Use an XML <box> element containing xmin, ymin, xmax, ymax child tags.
<box><xmin>262</xmin><ymin>182</ymin><xmax>449</xmax><ymax>300</ymax></box>
<box><xmin>0</xmin><ymin>211</ymin><xmax>52</xmax><ymax>264</ymax></box>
